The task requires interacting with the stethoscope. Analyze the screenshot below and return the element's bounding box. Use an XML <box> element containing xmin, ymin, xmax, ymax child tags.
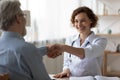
<box><xmin>68</xmin><ymin>40</ymin><xmax>90</xmax><ymax>63</ymax></box>
<box><xmin>69</xmin><ymin>40</ymin><xmax>75</xmax><ymax>58</ymax></box>
<box><xmin>67</xmin><ymin>41</ymin><xmax>75</xmax><ymax>63</ymax></box>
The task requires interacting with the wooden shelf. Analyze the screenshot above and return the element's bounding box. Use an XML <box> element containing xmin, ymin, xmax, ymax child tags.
<box><xmin>98</xmin><ymin>15</ymin><xmax>120</xmax><ymax>17</ymax></box>
<box><xmin>104</xmin><ymin>51</ymin><xmax>120</xmax><ymax>55</ymax></box>
<box><xmin>106</xmin><ymin>71</ymin><xmax>120</xmax><ymax>77</ymax></box>
<box><xmin>97</xmin><ymin>33</ymin><xmax>120</xmax><ymax>37</ymax></box>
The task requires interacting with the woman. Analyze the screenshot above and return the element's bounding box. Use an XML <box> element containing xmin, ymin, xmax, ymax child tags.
<box><xmin>53</xmin><ymin>6</ymin><xmax>107</xmax><ymax>78</ymax></box>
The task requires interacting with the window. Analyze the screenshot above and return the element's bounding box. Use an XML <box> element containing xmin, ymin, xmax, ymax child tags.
<box><xmin>20</xmin><ymin>0</ymin><xmax>79</xmax><ymax>42</ymax></box>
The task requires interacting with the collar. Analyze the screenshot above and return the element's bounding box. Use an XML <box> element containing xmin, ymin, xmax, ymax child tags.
<box><xmin>1</xmin><ymin>31</ymin><xmax>24</xmax><ymax>40</ymax></box>
<box><xmin>85</xmin><ymin>31</ymin><xmax>95</xmax><ymax>43</ymax></box>
<box><xmin>72</xmin><ymin>33</ymin><xmax>80</xmax><ymax>42</ymax></box>
<box><xmin>72</xmin><ymin>31</ymin><xmax>95</xmax><ymax>44</ymax></box>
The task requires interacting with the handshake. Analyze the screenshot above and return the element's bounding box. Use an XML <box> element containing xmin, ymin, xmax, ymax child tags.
<box><xmin>47</xmin><ymin>44</ymin><xmax>64</xmax><ymax>58</ymax></box>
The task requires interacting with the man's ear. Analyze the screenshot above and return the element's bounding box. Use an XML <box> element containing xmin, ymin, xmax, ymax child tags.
<box><xmin>15</xmin><ymin>15</ymin><xmax>22</xmax><ymax>24</ymax></box>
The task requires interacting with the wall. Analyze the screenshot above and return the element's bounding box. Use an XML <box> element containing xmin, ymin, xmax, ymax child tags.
<box><xmin>97</xmin><ymin>0</ymin><xmax>120</xmax><ymax>34</ymax></box>
<box><xmin>105</xmin><ymin>36</ymin><xmax>120</xmax><ymax>52</ymax></box>
<box><xmin>98</xmin><ymin>16</ymin><xmax>120</xmax><ymax>34</ymax></box>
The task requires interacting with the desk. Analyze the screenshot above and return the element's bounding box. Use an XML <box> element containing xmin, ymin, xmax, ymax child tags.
<box><xmin>49</xmin><ymin>74</ymin><xmax>69</xmax><ymax>80</ymax></box>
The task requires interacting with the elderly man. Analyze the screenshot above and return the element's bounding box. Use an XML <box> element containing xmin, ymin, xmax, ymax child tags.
<box><xmin>0</xmin><ymin>0</ymin><xmax>61</xmax><ymax>80</ymax></box>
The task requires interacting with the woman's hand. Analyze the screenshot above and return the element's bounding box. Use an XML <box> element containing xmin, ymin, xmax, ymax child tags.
<box><xmin>53</xmin><ymin>69</ymin><xmax>70</xmax><ymax>78</ymax></box>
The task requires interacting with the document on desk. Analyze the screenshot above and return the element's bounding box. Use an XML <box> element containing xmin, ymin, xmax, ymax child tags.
<box><xmin>69</xmin><ymin>75</ymin><xmax>120</xmax><ymax>80</ymax></box>
<box><xmin>69</xmin><ymin>76</ymin><xmax>94</xmax><ymax>80</ymax></box>
<box><xmin>94</xmin><ymin>76</ymin><xmax>120</xmax><ymax>80</ymax></box>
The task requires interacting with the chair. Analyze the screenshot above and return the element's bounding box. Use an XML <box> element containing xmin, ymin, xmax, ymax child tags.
<box><xmin>0</xmin><ymin>73</ymin><xmax>9</xmax><ymax>80</ymax></box>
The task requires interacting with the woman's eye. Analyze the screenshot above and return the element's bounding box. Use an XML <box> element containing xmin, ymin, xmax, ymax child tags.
<box><xmin>74</xmin><ymin>20</ymin><xmax>78</xmax><ymax>23</ymax></box>
<box><xmin>74</xmin><ymin>19</ymin><xmax>86</xmax><ymax>23</ymax></box>
<box><xmin>81</xmin><ymin>19</ymin><xmax>86</xmax><ymax>23</ymax></box>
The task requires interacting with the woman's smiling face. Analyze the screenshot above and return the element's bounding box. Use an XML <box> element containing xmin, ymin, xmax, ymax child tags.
<box><xmin>74</xmin><ymin>12</ymin><xmax>92</xmax><ymax>33</ymax></box>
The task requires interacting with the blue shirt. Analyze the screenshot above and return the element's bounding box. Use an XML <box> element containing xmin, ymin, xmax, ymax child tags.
<box><xmin>63</xmin><ymin>32</ymin><xmax>107</xmax><ymax>76</ymax></box>
<box><xmin>0</xmin><ymin>31</ymin><xmax>51</xmax><ymax>80</ymax></box>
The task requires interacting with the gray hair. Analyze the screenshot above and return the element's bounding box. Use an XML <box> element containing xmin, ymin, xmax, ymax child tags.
<box><xmin>0</xmin><ymin>0</ymin><xmax>23</xmax><ymax>30</ymax></box>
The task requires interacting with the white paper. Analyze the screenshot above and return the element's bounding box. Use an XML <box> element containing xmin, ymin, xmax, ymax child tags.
<box><xmin>95</xmin><ymin>75</ymin><xmax>120</xmax><ymax>80</ymax></box>
<box><xmin>49</xmin><ymin>74</ymin><xmax>120</xmax><ymax>80</ymax></box>
<box><xmin>69</xmin><ymin>76</ymin><xmax>94</xmax><ymax>80</ymax></box>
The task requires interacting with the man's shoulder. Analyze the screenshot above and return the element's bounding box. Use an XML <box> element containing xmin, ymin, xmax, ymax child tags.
<box><xmin>11</xmin><ymin>40</ymin><xmax>36</xmax><ymax>53</ymax></box>
<box><xmin>22</xmin><ymin>42</ymin><xmax>36</xmax><ymax>50</ymax></box>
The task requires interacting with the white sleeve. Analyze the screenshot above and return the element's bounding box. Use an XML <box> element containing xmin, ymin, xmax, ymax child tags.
<box><xmin>84</xmin><ymin>37</ymin><xmax>107</xmax><ymax>59</ymax></box>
